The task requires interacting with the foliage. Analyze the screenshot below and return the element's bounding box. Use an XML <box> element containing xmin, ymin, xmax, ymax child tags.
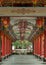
<box><xmin>13</xmin><ymin>40</ymin><xmax>32</xmax><ymax>49</ymax></box>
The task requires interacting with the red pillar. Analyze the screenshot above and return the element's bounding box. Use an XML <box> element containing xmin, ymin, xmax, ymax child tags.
<box><xmin>9</xmin><ymin>39</ymin><xmax>12</xmax><ymax>54</ymax></box>
<box><xmin>35</xmin><ymin>38</ymin><xmax>37</xmax><ymax>55</ymax></box>
<box><xmin>34</xmin><ymin>39</ymin><xmax>36</xmax><ymax>55</ymax></box>
<box><xmin>40</xmin><ymin>33</ymin><xmax>44</xmax><ymax>59</ymax></box>
<box><xmin>34</xmin><ymin>38</ymin><xmax>37</xmax><ymax>55</ymax></box>
<box><xmin>8</xmin><ymin>38</ymin><xmax>10</xmax><ymax>55</ymax></box>
<box><xmin>7</xmin><ymin>37</ymin><xmax>12</xmax><ymax>55</ymax></box>
<box><xmin>33</xmin><ymin>36</ymin><xmax>41</xmax><ymax>57</ymax></box>
<box><xmin>38</xmin><ymin>36</ymin><xmax>41</xmax><ymax>56</ymax></box>
<box><xmin>0</xmin><ymin>32</ymin><xmax>2</xmax><ymax>61</ymax></box>
<box><xmin>36</xmin><ymin>37</ymin><xmax>39</xmax><ymax>56</ymax></box>
<box><xmin>36</xmin><ymin>17</ymin><xmax>44</xmax><ymax>58</ymax></box>
<box><xmin>44</xmin><ymin>30</ymin><xmax>46</xmax><ymax>61</ymax></box>
<box><xmin>5</xmin><ymin>35</ymin><xmax>8</xmax><ymax>56</ymax></box>
<box><xmin>5</xmin><ymin>35</ymin><xmax>12</xmax><ymax>56</ymax></box>
<box><xmin>1</xmin><ymin>33</ymin><xmax>5</xmax><ymax>57</ymax></box>
<box><xmin>9</xmin><ymin>40</ymin><xmax>11</xmax><ymax>55</ymax></box>
<box><xmin>43</xmin><ymin>18</ymin><xmax>46</xmax><ymax>61</ymax></box>
<box><xmin>7</xmin><ymin>37</ymin><xmax>9</xmax><ymax>55</ymax></box>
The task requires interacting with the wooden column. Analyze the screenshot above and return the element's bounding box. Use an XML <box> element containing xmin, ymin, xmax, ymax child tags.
<box><xmin>43</xmin><ymin>18</ymin><xmax>46</xmax><ymax>61</ymax></box>
<box><xmin>7</xmin><ymin>37</ymin><xmax>9</xmax><ymax>55</ymax></box>
<box><xmin>0</xmin><ymin>19</ymin><xmax>2</xmax><ymax>61</ymax></box>
<box><xmin>35</xmin><ymin>38</ymin><xmax>37</xmax><ymax>56</ymax></box>
<box><xmin>7</xmin><ymin>36</ymin><xmax>12</xmax><ymax>55</ymax></box>
<box><xmin>36</xmin><ymin>37</ymin><xmax>39</xmax><ymax>56</ymax></box>
<box><xmin>40</xmin><ymin>33</ymin><xmax>44</xmax><ymax>59</ymax></box>
<box><xmin>9</xmin><ymin>39</ymin><xmax>12</xmax><ymax>55</ymax></box>
<box><xmin>34</xmin><ymin>39</ymin><xmax>36</xmax><ymax>55</ymax></box>
<box><xmin>5</xmin><ymin>35</ymin><xmax>7</xmax><ymax>56</ymax></box>
<box><xmin>0</xmin><ymin>33</ymin><xmax>2</xmax><ymax>61</ymax></box>
<box><xmin>1</xmin><ymin>32</ymin><xmax>5</xmax><ymax>57</ymax></box>
<box><xmin>8</xmin><ymin>38</ymin><xmax>11</xmax><ymax>55</ymax></box>
<box><xmin>44</xmin><ymin>30</ymin><xmax>46</xmax><ymax>61</ymax></box>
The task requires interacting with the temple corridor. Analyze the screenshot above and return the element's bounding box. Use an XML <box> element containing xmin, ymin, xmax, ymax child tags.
<box><xmin>0</xmin><ymin>0</ymin><xmax>46</xmax><ymax>65</ymax></box>
<box><xmin>0</xmin><ymin>16</ymin><xmax>46</xmax><ymax>64</ymax></box>
<box><xmin>0</xmin><ymin>55</ymin><xmax>46</xmax><ymax>65</ymax></box>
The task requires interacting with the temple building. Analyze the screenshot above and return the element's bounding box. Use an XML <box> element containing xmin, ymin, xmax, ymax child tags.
<box><xmin>0</xmin><ymin>0</ymin><xmax>46</xmax><ymax>65</ymax></box>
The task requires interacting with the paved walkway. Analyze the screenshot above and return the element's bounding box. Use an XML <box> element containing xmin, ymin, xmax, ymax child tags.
<box><xmin>0</xmin><ymin>55</ymin><xmax>46</xmax><ymax>65</ymax></box>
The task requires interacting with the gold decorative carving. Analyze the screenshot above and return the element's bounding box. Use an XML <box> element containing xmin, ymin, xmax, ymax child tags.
<box><xmin>0</xmin><ymin>7</ymin><xmax>46</xmax><ymax>16</ymax></box>
<box><xmin>11</xmin><ymin>8</ymin><xmax>36</xmax><ymax>14</ymax></box>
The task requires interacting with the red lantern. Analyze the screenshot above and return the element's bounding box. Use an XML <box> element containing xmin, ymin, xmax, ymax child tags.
<box><xmin>2</xmin><ymin>17</ymin><xmax>10</xmax><ymax>28</ymax></box>
<box><xmin>32</xmin><ymin>0</ymin><xmax>38</xmax><ymax>5</ymax></box>
<box><xmin>36</xmin><ymin>18</ymin><xmax>44</xmax><ymax>28</ymax></box>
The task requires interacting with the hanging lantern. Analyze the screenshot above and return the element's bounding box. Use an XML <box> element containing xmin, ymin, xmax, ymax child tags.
<box><xmin>36</xmin><ymin>17</ymin><xmax>44</xmax><ymax>28</ymax></box>
<box><xmin>1</xmin><ymin>17</ymin><xmax>10</xmax><ymax>28</ymax></box>
<box><xmin>32</xmin><ymin>0</ymin><xmax>38</xmax><ymax>6</ymax></box>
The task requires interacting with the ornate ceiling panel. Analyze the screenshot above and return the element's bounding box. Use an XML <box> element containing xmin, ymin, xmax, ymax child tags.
<box><xmin>10</xmin><ymin>17</ymin><xmax>36</xmax><ymax>40</ymax></box>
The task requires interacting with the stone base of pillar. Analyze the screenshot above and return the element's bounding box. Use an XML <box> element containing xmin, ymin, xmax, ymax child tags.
<box><xmin>0</xmin><ymin>58</ymin><xmax>2</xmax><ymax>62</ymax></box>
<box><xmin>43</xmin><ymin>58</ymin><xmax>46</xmax><ymax>62</ymax></box>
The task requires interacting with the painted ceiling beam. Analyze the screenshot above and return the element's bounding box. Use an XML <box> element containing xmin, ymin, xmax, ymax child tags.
<box><xmin>0</xmin><ymin>0</ymin><xmax>46</xmax><ymax>7</ymax></box>
<box><xmin>0</xmin><ymin>7</ymin><xmax>46</xmax><ymax>16</ymax></box>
